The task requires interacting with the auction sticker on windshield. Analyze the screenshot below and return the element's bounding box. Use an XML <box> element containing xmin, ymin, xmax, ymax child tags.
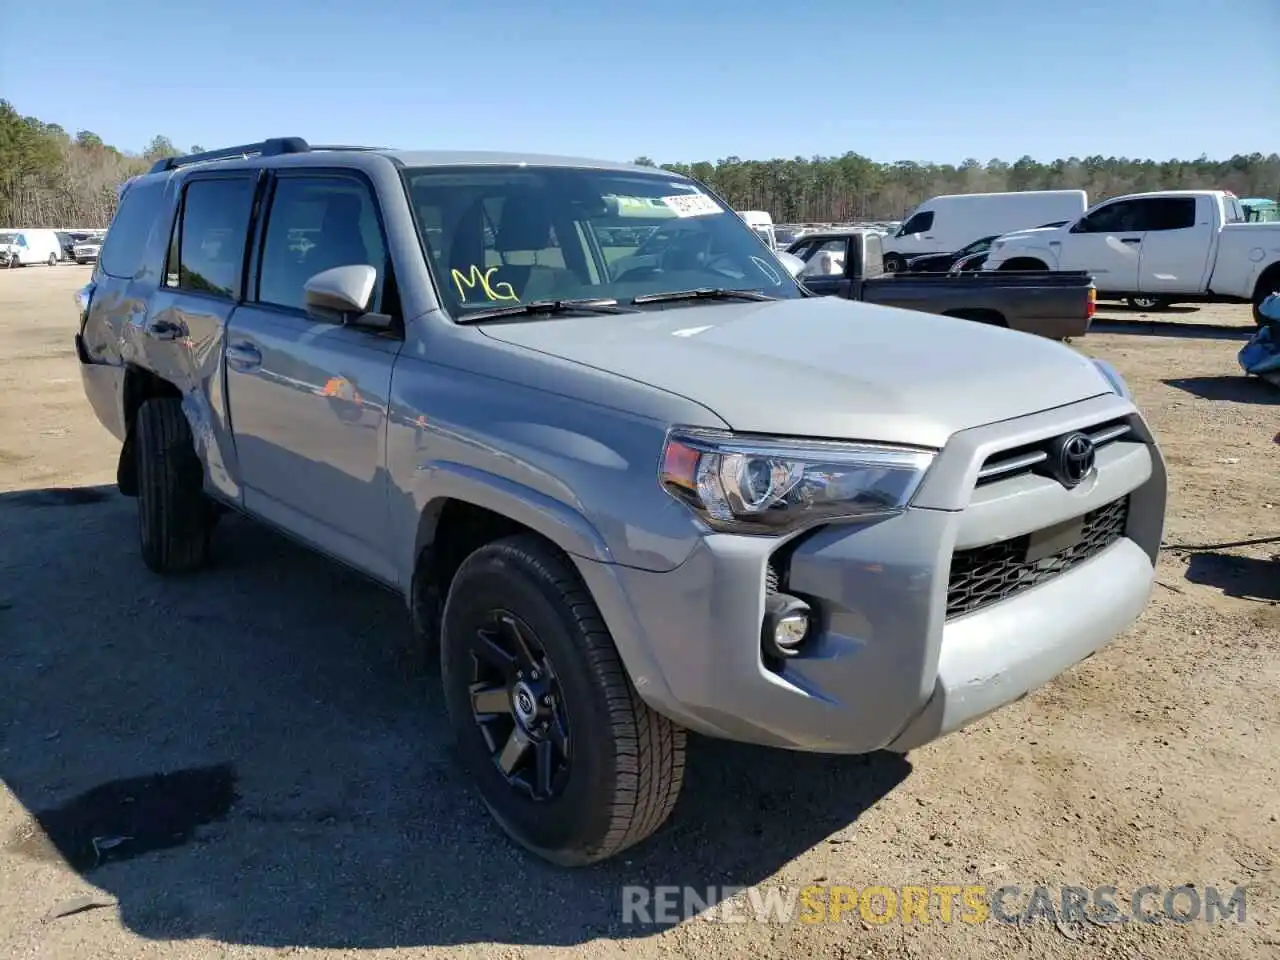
<box><xmin>661</xmin><ymin>193</ymin><xmax>721</xmax><ymax>217</ymax></box>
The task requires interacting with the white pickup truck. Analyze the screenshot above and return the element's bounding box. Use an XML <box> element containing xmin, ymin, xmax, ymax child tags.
<box><xmin>982</xmin><ymin>190</ymin><xmax>1280</xmax><ymax>323</ymax></box>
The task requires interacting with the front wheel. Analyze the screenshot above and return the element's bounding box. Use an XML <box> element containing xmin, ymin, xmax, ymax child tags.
<box><xmin>47</xmin><ymin>253</ymin><xmax>58</xmax><ymax>266</ymax></box>
<box><xmin>441</xmin><ymin>534</ymin><xmax>686</xmax><ymax>866</ymax></box>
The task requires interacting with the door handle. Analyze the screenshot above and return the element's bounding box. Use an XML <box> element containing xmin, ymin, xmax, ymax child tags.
<box><xmin>226</xmin><ymin>341</ymin><xmax>262</xmax><ymax>372</ymax></box>
<box><xmin>147</xmin><ymin>319</ymin><xmax>186</xmax><ymax>341</ymax></box>
<box><xmin>1120</xmin><ymin>238</ymin><xmax>1142</xmax><ymax>245</ymax></box>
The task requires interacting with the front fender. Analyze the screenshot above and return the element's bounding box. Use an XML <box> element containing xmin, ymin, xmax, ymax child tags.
<box><xmin>410</xmin><ymin>460</ymin><xmax>616</xmax><ymax>568</ymax></box>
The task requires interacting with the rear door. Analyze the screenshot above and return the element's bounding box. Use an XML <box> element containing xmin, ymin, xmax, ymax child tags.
<box><xmin>1057</xmin><ymin>198</ymin><xmax>1147</xmax><ymax>293</ymax></box>
<box><xmin>223</xmin><ymin>169</ymin><xmax>403</xmax><ymax>586</ymax></box>
<box><xmin>1137</xmin><ymin>196</ymin><xmax>1214</xmax><ymax>295</ymax></box>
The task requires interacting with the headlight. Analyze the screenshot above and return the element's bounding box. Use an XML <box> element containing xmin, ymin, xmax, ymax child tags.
<box><xmin>659</xmin><ymin>428</ymin><xmax>937</xmax><ymax>535</ymax></box>
<box><xmin>1092</xmin><ymin>358</ymin><xmax>1131</xmax><ymax>399</ymax></box>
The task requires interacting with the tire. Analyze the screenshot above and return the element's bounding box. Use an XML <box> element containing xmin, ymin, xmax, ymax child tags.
<box><xmin>440</xmin><ymin>533</ymin><xmax>686</xmax><ymax>866</ymax></box>
<box><xmin>1254</xmin><ymin>273</ymin><xmax>1280</xmax><ymax>327</ymax></box>
<box><xmin>47</xmin><ymin>253</ymin><xmax>58</xmax><ymax>266</ymax></box>
<box><xmin>134</xmin><ymin>397</ymin><xmax>211</xmax><ymax>573</ymax></box>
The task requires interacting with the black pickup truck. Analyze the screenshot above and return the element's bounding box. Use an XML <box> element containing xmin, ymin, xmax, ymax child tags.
<box><xmin>786</xmin><ymin>230</ymin><xmax>1096</xmax><ymax>339</ymax></box>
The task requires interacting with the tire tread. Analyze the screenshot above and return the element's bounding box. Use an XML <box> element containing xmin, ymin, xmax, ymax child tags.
<box><xmin>135</xmin><ymin>397</ymin><xmax>209</xmax><ymax>573</ymax></box>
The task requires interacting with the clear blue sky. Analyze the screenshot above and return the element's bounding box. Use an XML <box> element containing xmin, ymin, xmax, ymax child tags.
<box><xmin>5</xmin><ymin>0</ymin><xmax>1277</xmax><ymax>165</ymax></box>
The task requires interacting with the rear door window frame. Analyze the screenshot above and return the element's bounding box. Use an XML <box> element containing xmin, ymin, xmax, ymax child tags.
<box><xmin>161</xmin><ymin>171</ymin><xmax>263</xmax><ymax>303</ymax></box>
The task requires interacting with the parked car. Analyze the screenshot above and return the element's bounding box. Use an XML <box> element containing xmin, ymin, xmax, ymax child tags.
<box><xmin>904</xmin><ymin>235</ymin><xmax>1001</xmax><ymax>273</ymax></box>
<box><xmin>787</xmin><ymin>230</ymin><xmax>1097</xmax><ymax>339</ymax></box>
<box><xmin>73</xmin><ymin>234</ymin><xmax>103</xmax><ymax>264</ymax></box>
<box><xmin>882</xmin><ymin>191</ymin><xmax>1089</xmax><ymax>273</ymax></box>
<box><xmin>0</xmin><ymin>228</ymin><xmax>64</xmax><ymax>267</ymax></box>
<box><xmin>76</xmin><ymin>137</ymin><xmax>1166</xmax><ymax>868</ymax></box>
<box><xmin>982</xmin><ymin>190</ymin><xmax>1280</xmax><ymax>324</ymax></box>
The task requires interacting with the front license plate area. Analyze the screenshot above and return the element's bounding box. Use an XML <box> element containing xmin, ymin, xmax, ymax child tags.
<box><xmin>1024</xmin><ymin>515</ymin><xmax>1085</xmax><ymax>563</ymax></box>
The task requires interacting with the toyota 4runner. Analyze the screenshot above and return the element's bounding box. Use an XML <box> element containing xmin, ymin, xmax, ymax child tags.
<box><xmin>75</xmin><ymin>138</ymin><xmax>1168</xmax><ymax>866</ymax></box>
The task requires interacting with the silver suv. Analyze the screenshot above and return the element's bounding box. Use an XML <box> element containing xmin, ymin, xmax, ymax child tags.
<box><xmin>75</xmin><ymin>138</ymin><xmax>1167</xmax><ymax>866</ymax></box>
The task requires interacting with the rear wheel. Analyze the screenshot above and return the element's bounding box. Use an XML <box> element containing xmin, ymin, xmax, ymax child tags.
<box><xmin>1253</xmin><ymin>269</ymin><xmax>1280</xmax><ymax>327</ymax></box>
<box><xmin>134</xmin><ymin>397</ymin><xmax>211</xmax><ymax>573</ymax></box>
<box><xmin>999</xmin><ymin>258</ymin><xmax>1048</xmax><ymax>271</ymax></box>
<box><xmin>440</xmin><ymin>534</ymin><xmax>685</xmax><ymax>866</ymax></box>
<box><xmin>47</xmin><ymin>253</ymin><xmax>58</xmax><ymax>266</ymax></box>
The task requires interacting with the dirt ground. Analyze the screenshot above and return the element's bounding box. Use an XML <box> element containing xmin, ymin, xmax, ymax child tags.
<box><xmin>0</xmin><ymin>264</ymin><xmax>1277</xmax><ymax>960</ymax></box>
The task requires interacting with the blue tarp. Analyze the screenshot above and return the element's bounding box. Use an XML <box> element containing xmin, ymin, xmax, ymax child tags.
<box><xmin>1239</xmin><ymin>294</ymin><xmax>1280</xmax><ymax>386</ymax></box>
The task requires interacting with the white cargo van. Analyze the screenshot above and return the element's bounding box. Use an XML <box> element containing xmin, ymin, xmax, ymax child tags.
<box><xmin>0</xmin><ymin>228</ymin><xmax>64</xmax><ymax>267</ymax></box>
<box><xmin>882</xmin><ymin>191</ymin><xmax>1088</xmax><ymax>271</ymax></box>
<box><xmin>738</xmin><ymin>210</ymin><xmax>777</xmax><ymax>249</ymax></box>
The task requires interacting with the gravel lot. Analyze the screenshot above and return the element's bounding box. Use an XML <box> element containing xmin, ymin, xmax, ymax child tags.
<box><xmin>1</xmin><ymin>264</ymin><xmax>1277</xmax><ymax>960</ymax></box>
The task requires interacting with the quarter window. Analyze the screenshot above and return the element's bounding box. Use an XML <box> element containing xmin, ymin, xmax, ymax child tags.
<box><xmin>100</xmin><ymin>176</ymin><xmax>167</xmax><ymax>279</ymax></box>
<box><xmin>165</xmin><ymin>178</ymin><xmax>255</xmax><ymax>298</ymax></box>
<box><xmin>257</xmin><ymin>177</ymin><xmax>388</xmax><ymax>313</ymax></box>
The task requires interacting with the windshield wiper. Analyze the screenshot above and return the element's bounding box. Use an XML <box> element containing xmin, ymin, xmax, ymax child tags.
<box><xmin>453</xmin><ymin>298</ymin><xmax>632</xmax><ymax>323</ymax></box>
<box><xmin>630</xmin><ymin>288</ymin><xmax>777</xmax><ymax>305</ymax></box>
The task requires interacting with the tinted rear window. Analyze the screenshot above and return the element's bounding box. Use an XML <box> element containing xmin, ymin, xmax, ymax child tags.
<box><xmin>99</xmin><ymin>177</ymin><xmax>168</xmax><ymax>279</ymax></box>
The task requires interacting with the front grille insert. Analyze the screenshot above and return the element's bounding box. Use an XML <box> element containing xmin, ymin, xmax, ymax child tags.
<box><xmin>946</xmin><ymin>496</ymin><xmax>1129</xmax><ymax>619</ymax></box>
<box><xmin>976</xmin><ymin>418</ymin><xmax>1133</xmax><ymax>486</ymax></box>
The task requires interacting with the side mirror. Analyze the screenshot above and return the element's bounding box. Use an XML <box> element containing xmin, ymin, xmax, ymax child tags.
<box><xmin>303</xmin><ymin>265</ymin><xmax>391</xmax><ymax>330</ymax></box>
<box><xmin>776</xmin><ymin>251</ymin><xmax>806</xmax><ymax>278</ymax></box>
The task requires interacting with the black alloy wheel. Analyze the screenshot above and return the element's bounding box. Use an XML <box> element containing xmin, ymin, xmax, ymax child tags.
<box><xmin>467</xmin><ymin>609</ymin><xmax>571</xmax><ymax>801</ymax></box>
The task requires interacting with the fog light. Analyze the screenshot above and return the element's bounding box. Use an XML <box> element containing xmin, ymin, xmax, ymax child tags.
<box><xmin>762</xmin><ymin>592</ymin><xmax>812</xmax><ymax>661</ymax></box>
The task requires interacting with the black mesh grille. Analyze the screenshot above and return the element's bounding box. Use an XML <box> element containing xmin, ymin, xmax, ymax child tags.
<box><xmin>946</xmin><ymin>497</ymin><xmax>1129</xmax><ymax>619</ymax></box>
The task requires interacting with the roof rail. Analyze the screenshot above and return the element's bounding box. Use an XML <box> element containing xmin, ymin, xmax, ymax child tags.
<box><xmin>148</xmin><ymin>137</ymin><xmax>312</xmax><ymax>175</ymax></box>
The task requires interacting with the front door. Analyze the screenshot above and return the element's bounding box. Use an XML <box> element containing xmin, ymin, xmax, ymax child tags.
<box><xmin>224</xmin><ymin>171</ymin><xmax>403</xmax><ymax>585</ymax></box>
<box><xmin>1058</xmin><ymin>198</ymin><xmax>1146</xmax><ymax>294</ymax></box>
<box><xmin>793</xmin><ymin>238</ymin><xmax>853</xmax><ymax>298</ymax></box>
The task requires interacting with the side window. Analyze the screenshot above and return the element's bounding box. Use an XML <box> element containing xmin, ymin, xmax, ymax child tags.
<box><xmin>165</xmin><ymin>178</ymin><xmax>255</xmax><ymax>298</ymax></box>
<box><xmin>800</xmin><ymin>239</ymin><xmax>849</xmax><ymax>277</ymax></box>
<box><xmin>257</xmin><ymin>177</ymin><xmax>388</xmax><ymax>314</ymax></box>
<box><xmin>1139</xmin><ymin>197</ymin><xmax>1197</xmax><ymax>231</ymax></box>
<box><xmin>900</xmin><ymin>211</ymin><xmax>934</xmax><ymax>235</ymax></box>
<box><xmin>100</xmin><ymin>176</ymin><xmax>168</xmax><ymax>278</ymax></box>
<box><xmin>1077</xmin><ymin>200</ymin><xmax>1142</xmax><ymax>233</ymax></box>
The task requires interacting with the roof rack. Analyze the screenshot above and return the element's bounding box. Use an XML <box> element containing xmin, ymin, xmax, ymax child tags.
<box><xmin>147</xmin><ymin>138</ymin><xmax>382</xmax><ymax>175</ymax></box>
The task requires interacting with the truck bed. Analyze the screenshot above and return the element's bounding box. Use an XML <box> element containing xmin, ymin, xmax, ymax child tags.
<box><xmin>789</xmin><ymin>229</ymin><xmax>1095</xmax><ymax>339</ymax></box>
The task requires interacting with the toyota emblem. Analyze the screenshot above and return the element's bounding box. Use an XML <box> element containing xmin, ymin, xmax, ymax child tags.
<box><xmin>1054</xmin><ymin>432</ymin><xmax>1096</xmax><ymax>487</ymax></box>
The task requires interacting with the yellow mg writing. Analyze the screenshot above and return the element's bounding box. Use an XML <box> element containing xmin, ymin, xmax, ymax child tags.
<box><xmin>451</xmin><ymin>265</ymin><xmax>519</xmax><ymax>303</ymax></box>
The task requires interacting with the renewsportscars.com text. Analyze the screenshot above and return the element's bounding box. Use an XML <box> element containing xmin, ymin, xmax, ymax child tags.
<box><xmin>621</xmin><ymin>884</ymin><xmax>1248</xmax><ymax>925</ymax></box>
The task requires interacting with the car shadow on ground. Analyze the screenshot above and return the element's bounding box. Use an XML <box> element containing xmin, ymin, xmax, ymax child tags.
<box><xmin>1183</xmin><ymin>551</ymin><xmax>1280</xmax><ymax>603</ymax></box>
<box><xmin>1162</xmin><ymin>375</ymin><xmax>1279</xmax><ymax>404</ymax></box>
<box><xmin>0</xmin><ymin>485</ymin><xmax>910</xmax><ymax>949</ymax></box>
<box><xmin>1091</xmin><ymin>318</ymin><xmax>1256</xmax><ymax>342</ymax></box>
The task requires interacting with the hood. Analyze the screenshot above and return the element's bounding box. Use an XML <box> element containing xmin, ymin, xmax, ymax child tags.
<box><xmin>478</xmin><ymin>296</ymin><xmax>1113</xmax><ymax>448</ymax></box>
<box><xmin>991</xmin><ymin>225</ymin><xmax>1066</xmax><ymax>247</ymax></box>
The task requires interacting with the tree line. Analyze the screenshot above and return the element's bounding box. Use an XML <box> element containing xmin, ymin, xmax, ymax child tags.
<box><xmin>2</xmin><ymin>99</ymin><xmax>1277</xmax><ymax>228</ymax></box>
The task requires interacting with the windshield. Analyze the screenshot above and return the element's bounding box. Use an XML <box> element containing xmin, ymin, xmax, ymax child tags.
<box><xmin>402</xmin><ymin>166</ymin><xmax>801</xmax><ymax>316</ymax></box>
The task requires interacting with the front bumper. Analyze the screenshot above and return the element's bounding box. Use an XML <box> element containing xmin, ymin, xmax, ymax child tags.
<box><xmin>575</xmin><ymin>393</ymin><xmax>1165</xmax><ymax>754</ymax></box>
